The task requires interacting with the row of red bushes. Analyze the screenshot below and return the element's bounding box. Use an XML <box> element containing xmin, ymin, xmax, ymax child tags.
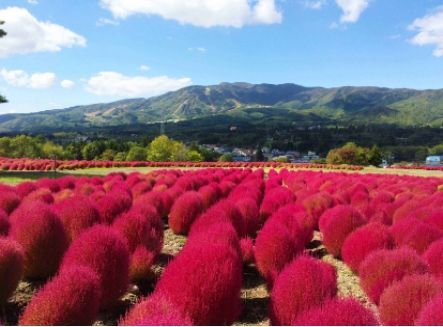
<box><xmin>389</xmin><ymin>164</ymin><xmax>443</xmax><ymax>171</ymax></box>
<box><xmin>0</xmin><ymin>156</ymin><xmax>364</xmax><ymax>171</ymax></box>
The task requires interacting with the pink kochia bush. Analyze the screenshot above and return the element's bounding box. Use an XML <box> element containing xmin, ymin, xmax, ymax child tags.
<box><xmin>259</xmin><ymin>186</ymin><xmax>295</xmax><ymax>222</ymax></box>
<box><xmin>341</xmin><ymin>222</ymin><xmax>394</xmax><ymax>272</ymax></box>
<box><xmin>119</xmin><ymin>294</ymin><xmax>193</xmax><ymax>326</ymax></box>
<box><xmin>0</xmin><ymin>191</ymin><xmax>20</xmax><ymax>214</ymax></box>
<box><xmin>168</xmin><ymin>191</ymin><xmax>204</xmax><ymax>235</ymax></box>
<box><xmin>129</xmin><ymin>246</ymin><xmax>156</xmax><ymax>282</ymax></box>
<box><xmin>291</xmin><ymin>298</ymin><xmax>378</xmax><ymax>326</ymax></box>
<box><xmin>10</xmin><ymin>202</ymin><xmax>68</xmax><ymax>279</ymax></box>
<box><xmin>153</xmin><ymin>243</ymin><xmax>243</xmax><ymax>325</ymax></box>
<box><xmin>19</xmin><ymin>266</ymin><xmax>101</xmax><ymax>326</ymax></box>
<box><xmin>269</xmin><ymin>255</ymin><xmax>337</xmax><ymax>325</ymax></box>
<box><xmin>359</xmin><ymin>248</ymin><xmax>429</xmax><ymax>304</ymax></box>
<box><xmin>423</xmin><ymin>239</ymin><xmax>443</xmax><ymax>282</ymax></box>
<box><xmin>0</xmin><ymin>209</ymin><xmax>9</xmax><ymax>236</ymax></box>
<box><xmin>240</xmin><ymin>237</ymin><xmax>255</xmax><ymax>264</ymax></box>
<box><xmin>0</xmin><ymin>238</ymin><xmax>24</xmax><ymax>303</ymax></box>
<box><xmin>415</xmin><ymin>294</ymin><xmax>443</xmax><ymax>326</ymax></box>
<box><xmin>52</xmin><ymin>196</ymin><xmax>100</xmax><ymax>241</ymax></box>
<box><xmin>61</xmin><ymin>225</ymin><xmax>130</xmax><ymax>309</ymax></box>
<box><xmin>379</xmin><ymin>274</ymin><xmax>443</xmax><ymax>325</ymax></box>
<box><xmin>319</xmin><ymin>205</ymin><xmax>366</xmax><ymax>257</ymax></box>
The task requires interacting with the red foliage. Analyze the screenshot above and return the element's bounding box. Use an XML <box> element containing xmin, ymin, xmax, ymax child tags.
<box><xmin>415</xmin><ymin>294</ymin><xmax>443</xmax><ymax>326</ymax></box>
<box><xmin>129</xmin><ymin>246</ymin><xmax>155</xmax><ymax>282</ymax></box>
<box><xmin>240</xmin><ymin>237</ymin><xmax>255</xmax><ymax>264</ymax></box>
<box><xmin>15</xmin><ymin>182</ymin><xmax>37</xmax><ymax>198</ymax></box>
<box><xmin>319</xmin><ymin>205</ymin><xmax>366</xmax><ymax>257</ymax></box>
<box><xmin>0</xmin><ymin>238</ymin><xmax>24</xmax><ymax>303</ymax></box>
<box><xmin>423</xmin><ymin>239</ymin><xmax>443</xmax><ymax>281</ymax></box>
<box><xmin>255</xmin><ymin>221</ymin><xmax>304</xmax><ymax>286</ymax></box>
<box><xmin>259</xmin><ymin>186</ymin><xmax>295</xmax><ymax>222</ymax></box>
<box><xmin>154</xmin><ymin>243</ymin><xmax>243</xmax><ymax>325</ymax></box>
<box><xmin>168</xmin><ymin>191</ymin><xmax>204</xmax><ymax>235</ymax></box>
<box><xmin>23</xmin><ymin>188</ymin><xmax>54</xmax><ymax>204</ymax></box>
<box><xmin>96</xmin><ymin>194</ymin><xmax>129</xmax><ymax>224</ymax></box>
<box><xmin>52</xmin><ymin>196</ymin><xmax>100</xmax><ymax>242</ymax></box>
<box><xmin>134</xmin><ymin>191</ymin><xmax>165</xmax><ymax>217</ymax></box>
<box><xmin>198</xmin><ymin>183</ymin><xmax>221</xmax><ymax>209</ymax></box>
<box><xmin>119</xmin><ymin>294</ymin><xmax>193</xmax><ymax>326</ymax></box>
<box><xmin>269</xmin><ymin>255</ymin><xmax>337</xmax><ymax>325</ymax></box>
<box><xmin>302</xmin><ymin>192</ymin><xmax>334</xmax><ymax>229</ymax></box>
<box><xmin>0</xmin><ymin>209</ymin><xmax>10</xmax><ymax>236</ymax></box>
<box><xmin>235</xmin><ymin>198</ymin><xmax>260</xmax><ymax>236</ymax></box>
<box><xmin>341</xmin><ymin>222</ymin><xmax>394</xmax><ymax>272</ymax></box>
<box><xmin>19</xmin><ymin>266</ymin><xmax>101</xmax><ymax>326</ymax></box>
<box><xmin>61</xmin><ymin>225</ymin><xmax>130</xmax><ymax>309</ymax></box>
<box><xmin>424</xmin><ymin>209</ymin><xmax>443</xmax><ymax>232</ymax></box>
<box><xmin>359</xmin><ymin>248</ymin><xmax>429</xmax><ymax>304</ymax></box>
<box><xmin>0</xmin><ymin>191</ymin><xmax>20</xmax><ymax>214</ymax></box>
<box><xmin>10</xmin><ymin>202</ymin><xmax>68</xmax><ymax>279</ymax></box>
<box><xmin>292</xmin><ymin>298</ymin><xmax>378</xmax><ymax>326</ymax></box>
<box><xmin>269</xmin><ymin>204</ymin><xmax>313</xmax><ymax>245</ymax></box>
<box><xmin>187</xmin><ymin>222</ymin><xmax>240</xmax><ymax>254</ymax></box>
<box><xmin>379</xmin><ymin>274</ymin><xmax>443</xmax><ymax>325</ymax></box>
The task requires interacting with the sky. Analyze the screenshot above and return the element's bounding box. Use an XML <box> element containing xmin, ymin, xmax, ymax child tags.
<box><xmin>0</xmin><ymin>0</ymin><xmax>443</xmax><ymax>113</ymax></box>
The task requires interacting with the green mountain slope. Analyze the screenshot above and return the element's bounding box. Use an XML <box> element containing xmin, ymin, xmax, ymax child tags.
<box><xmin>1</xmin><ymin>82</ymin><xmax>442</xmax><ymax>133</ymax></box>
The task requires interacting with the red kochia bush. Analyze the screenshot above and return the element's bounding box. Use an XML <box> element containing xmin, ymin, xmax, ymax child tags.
<box><xmin>120</xmin><ymin>294</ymin><xmax>193</xmax><ymax>326</ymax></box>
<box><xmin>129</xmin><ymin>246</ymin><xmax>155</xmax><ymax>282</ymax></box>
<box><xmin>0</xmin><ymin>238</ymin><xmax>24</xmax><ymax>303</ymax></box>
<box><xmin>0</xmin><ymin>209</ymin><xmax>9</xmax><ymax>235</ymax></box>
<box><xmin>255</xmin><ymin>221</ymin><xmax>304</xmax><ymax>286</ymax></box>
<box><xmin>19</xmin><ymin>266</ymin><xmax>101</xmax><ymax>326</ymax></box>
<box><xmin>292</xmin><ymin>298</ymin><xmax>378</xmax><ymax>326</ymax></box>
<box><xmin>259</xmin><ymin>186</ymin><xmax>295</xmax><ymax>222</ymax></box>
<box><xmin>198</xmin><ymin>184</ymin><xmax>220</xmax><ymax>209</ymax></box>
<box><xmin>240</xmin><ymin>237</ymin><xmax>255</xmax><ymax>264</ymax></box>
<box><xmin>423</xmin><ymin>239</ymin><xmax>443</xmax><ymax>282</ymax></box>
<box><xmin>269</xmin><ymin>255</ymin><xmax>337</xmax><ymax>325</ymax></box>
<box><xmin>319</xmin><ymin>205</ymin><xmax>366</xmax><ymax>257</ymax></box>
<box><xmin>235</xmin><ymin>198</ymin><xmax>260</xmax><ymax>236</ymax></box>
<box><xmin>15</xmin><ymin>182</ymin><xmax>37</xmax><ymax>198</ymax></box>
<box><xmin>10</xmin><ymin>202</ymin><xmax>68</xmax><ymax>279</ymax></box>
<box><xmin>96</xmin><ymin>194</ymin><xmax>130</xmax><ymax>225</ymax></box>
<box><xmin>154</xmin><ymin>243</ymin><xmax>243</xmax><ymax>325</ymax></box>
<box><xmin>52</xmin><ymin>196</ymin><xmax>100</xmax><ymax>241</ymax></box>
<box><xmin>359</xmin><ymin>248</ymin><xmax>429</xmax><ymax>304</ymax></box>
<box><xmin>168</xmin><ymin>191</ymin><xmax>204</xmax><ymax>235</ymax></box>
<box><xmin>61</xmin><ymin>225</ymin><xmax>130</xmax><ymax>309</ymax></box>
<box><xmin>379</xmin><ymin>274</ymin><xmax>443</xmax><ymax>325</ymax></box>
<box><xmin>415</xmin><ymin>294</ymin><xmax>443</xmax><ymax>326</ymax></box>
<box><xmin>341</xmin><ymin>222</ymin><xmax>394</xmax><ymax>272</ymax></box>
<box><xmin>0</xmin><ymin>191</ymin><xmax>20</xmax><ymax>214</ymax></box>
<box><xmin>397</xmin><ymin>221</ymin><xmax>443</xmax><ymax>254</ymax></box>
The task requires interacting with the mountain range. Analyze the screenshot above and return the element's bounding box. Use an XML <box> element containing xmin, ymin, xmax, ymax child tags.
<box><xmin>1</xmin><ymin>82</ymin><xmax>443</xmax><ymax>133</ymax></box>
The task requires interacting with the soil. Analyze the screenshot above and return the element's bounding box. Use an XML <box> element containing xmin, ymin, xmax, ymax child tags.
<box><xmin>3</xmin><ymin>227</ymin><xmax>376</xmax><ymax>326</ymax></box>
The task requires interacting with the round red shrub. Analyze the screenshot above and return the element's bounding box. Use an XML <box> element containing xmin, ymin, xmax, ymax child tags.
<box><xmin>255</xmin><ymin>221</ymin><xmax>304</xmax><ymax>286</ymax></box>
<box><xmin>0</xmin><ymin>238</ymin><xmax>24</xmax><ymax>303</ymax></box>
<box><xmin>52</xmin><ymin>196</ymin><xmax>100</xmax><ymax>242</ymax></box>
<box><xmin>154</xmin><ymin>243</ymin><xmax>243</xmax><ymax>325</ymax></box>
<box><xmin>302</xmin><ymin>192</ymin><xmax>334</xmax><ymax>229</ymax></box>
<box><xmin>96</xmin><ymin>194</ymin><xmax>129</xmax><ymax>225</ymax></box>
<box><xmin>113</xmin><ymin>210</ymin><xmax>163</xmax><ymax>255</ymax></box>
<box><xmin>120</xmin><ymin>294</ymin><xmax>193</xmax><ymax>326</ymax></box>
<box><xmin>259</xmin><ymin>186</ymin><xmax>295</xmax><ymax>222</ymax></box>
<box><xmin>341</xmin><ymin>222</ymin><xmax>394</xmax><ymax>272</ymax></box>
<box><xmin>402</xmin><ymin>223</ymin><xmax>443</xmax><ymax>254</ymax></box>
<box><xmin>129</xmin><ymin>246</ymin><xmax>155</xmax><ymax>282</ymax></box>
<box><xmin>424</xmin><ymin>209</ymin><xmax>443</xmax><ymax>232</ymax></box>
<box><xmin>269</xmin><ymin>255</ymin><xmax>337</xmax><ymax>325</ymax></box>
<box><xmin>15</xmin><ymin>182</ymin><xmax>37</xmax><ymax>198</ymax></box>
<box><xmin>319</xmin><ymin>205</ymin><xmax>366</xmax><ymax>257</ymax></box>
<box><xmin>198</xmin><ymin>184</ymin><xmax>220</xmax><ymax>209</ymax></box>
<box><xmin>423</xmin><ymin>239</ymin><xmax>443</xmax><ymax>281</ymax></box>
<box><xmin>61</xmin><ymin>225</ymin><xmax>130</xmax><ymax>309</ymax></box>
<box><xmin>292</xmin><ymin>298</ymin><xmax>378</xmax><ymax>326</ymax></box>
<box><xmin>235</xmin><ymin>198</ymin><xmax>260</xmax><ymax>236</ymax></box>
<box><xmin>359</xmin><ymin>248</ymin><xmax>429</xmax><ymax>304</ymax></box>
<box><xmin>168</xmin><ymin>191</ymin><xmax>204</xmax><ymax>235</ymax></box>
<box><xmin>134</xmin><ymin>192</ymin><xmax>165</xmax><ymax>217</ymax></box>
<box><xmin>0</xmin><ymin>191</ymin><xmax>20</xmax><ymax>214</ymax></box>
<box><xmin>19</xmin><ymin>266</ymin><xmax>101</xmax><ymax>325</ymax></box>
<box><xmin>187</xmin><ymin>222</ymin><xmax>240</xmax><ymax>254</ymax></box>
<box><xmin>415</xmin><ymin>294</ymin><xmax>443</xmax><ymax>326</ymax></box>
<box><xmin>240</xmin><ymin>237</ymin><xmax>255</xmax><ymax>264</ymax></box>
<box><xmin>379</xmin><ymin>274</ymin><xmax>443</xmax><ymax>325</ymax></box>
<box><xmin>22</xmin><ymin>188</ymin><xmax>54</xmax><ymax>204</ymax></box>
<box><xmin>10</xmin><ymin>202</ymin><xmax>68</xmax><ymax>279</ymax></box>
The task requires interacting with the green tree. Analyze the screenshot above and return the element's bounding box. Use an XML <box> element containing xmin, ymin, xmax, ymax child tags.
<box><xmin>114</xmin><ymin>152</ymin><xmax>127</xmax><ymax>162</ymax></box>
<box><xmin>41</xmin><ymin>141</ymin><xmax>65</xmax><ymax>159</ymax></box>
<box><xmin>82</xmin><ymin>141</ymin><xmax>104</xmax><ymax>160</ymax></box>
<box><xmin>219</xmin><ymin>153</ymin><xmax>233</xmax><ymax>162</ymax></box>
<box><xmin>100</xmin><ymin>149</ymin><xmax>116</xmax><ymax>160</ymax></box>
<box><xmin>429</xmin><ymin>144</ymin><xmax>443</xmax><ymax>155</ymax></box>
<box><xmin>126</xmin><ymin>146</ymin><xmax>147</xmax><ymax>161</ymax></box>
<box><xmin>147</xmin><ymin>135</ymin><xmax>173</xmax><ymax>162</ymax></box>
<box><xmin>367</xmin><ymin>145</ymin><xmax>382</xmax><ymax>166</ymax></box>
<box><xmin>186</xmin><ymin>150</ymin><xmax>203</xmax><ymax>162</ymax></box>
<box><xmin>255</xmin><ymin>146</ymin><xmax>265</xmax><ymax>162</ymax></box>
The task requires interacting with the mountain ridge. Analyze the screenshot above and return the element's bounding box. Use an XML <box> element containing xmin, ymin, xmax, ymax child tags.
<box><xmin>1</xmin><ymin>82</ymin><xmax>443</xmax><ymax>133</ymax></box>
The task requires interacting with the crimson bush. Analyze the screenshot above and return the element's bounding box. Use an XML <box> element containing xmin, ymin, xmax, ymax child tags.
<box><xmin>415</xmin><ymin>294</ymin><xmax>443</xmax><ymax>326</ymax></box>
<box><xmin>0</xmin><ymin>238</ymin><xmax>24</xmax><ymax>303</ymax></box>
<box><xmin>168</xmin><ymin>191</ymin><xmax>204</xmax><ymax>235</ymax></box>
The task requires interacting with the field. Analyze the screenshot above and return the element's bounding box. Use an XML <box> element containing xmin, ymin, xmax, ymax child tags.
<box><xmin>0</xmin><ymin>165</ymin><xmax>442</xmax><ymax>326</ymax></box>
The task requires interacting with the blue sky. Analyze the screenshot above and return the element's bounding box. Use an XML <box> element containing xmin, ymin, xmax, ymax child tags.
<box><xmin>0</xmin><ymin>0</ymin><xmax>443</xmax><ymax>113</ymax></box>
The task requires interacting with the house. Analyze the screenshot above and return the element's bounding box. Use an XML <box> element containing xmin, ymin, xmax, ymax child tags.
<box><xmin>426</xmin><ymin>155</ymin><xmax>442</xmax><ymax>166</ymax></box>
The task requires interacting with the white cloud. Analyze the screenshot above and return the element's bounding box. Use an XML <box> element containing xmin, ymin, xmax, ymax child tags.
<box><xmin>139</xmin><ymin>65</ymin><xmax>150</xmax><ymax>71</ymax></box>
<box><xmin>0</xmin><ymin>7</ymin><xmax>86</xmax><ymax>58</ymax></box>
<box><xmin>60</xmin><ymin>79</ymin><xmax>75</xmax><ymax>89</ymax></box>
<box><xmin>96</xmin><ymin>17</ymin><xmax>120</xmax><ymax>26</ymax></box>
<box><xmin>335</xmin><ymin>0</ymin><xmax>370</xmax><ymax>23</ymax></box>
<box><xmin>86</xmin><ymin>71</ymin><xmax>192</xmax><ymax>97</ymax></box>
<box><xmin>409</xmin><ymin>7</ymin><xmax>443</xmax><ymax>57</ymax></box>
<box><xmin>0</xmin><ymin>69</ymin><xmax>56</xmax><ymax>89</ymax></box>
<box><xmin>27</xmin><ymin>0</ymin><xmax>38</xmax><ymax>4</ymax></box>
<box><xmin>99</xmin><ymin>0</ymin><xmax>282</xmax><ymax>28</ymax></box>
<box><xmin>188</xmin><ymin>47</ymin><xmax>207</xmax><ymax>53</ymax></box>
<box><xmin>304</xmin><ymin>0</ymin><xmax>327</xmax><ymax>10</ymax></box>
